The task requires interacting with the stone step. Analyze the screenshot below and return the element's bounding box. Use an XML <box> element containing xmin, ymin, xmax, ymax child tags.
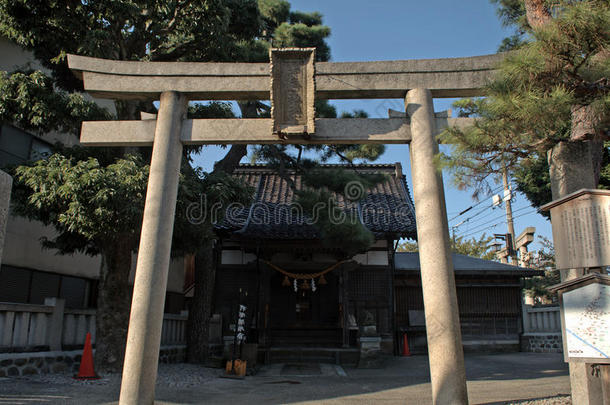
<box><xmin>264</xmin><ymin>347</ymin><xmax>359</xmax><ymax>366</ymax></box>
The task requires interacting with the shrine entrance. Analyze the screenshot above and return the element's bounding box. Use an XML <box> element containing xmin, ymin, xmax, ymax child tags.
<box><xmin>68</xmin><ymin>48</ymin><xmax>502</xmax><ymax>405</ymax></box>
<box><xmin>269</xmin><ymin>270</ymin><xmax>340</xmax><ymax>346</ymax></box>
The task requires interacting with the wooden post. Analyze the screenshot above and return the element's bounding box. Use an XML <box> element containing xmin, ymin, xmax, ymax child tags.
<box><xmin>44</xmin><ymin>298</ymin><xmax>65</xmax><ymax>351</ymax></box>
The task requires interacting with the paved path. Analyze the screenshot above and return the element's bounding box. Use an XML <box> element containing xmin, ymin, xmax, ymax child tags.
<box><xmin>0</xmin><ymin>353</ymin><xmax>570</xmax><ymax>404</ymax></box>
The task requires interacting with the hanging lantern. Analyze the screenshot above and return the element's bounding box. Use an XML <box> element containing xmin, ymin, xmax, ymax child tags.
<box><xmin>318</xmin><ymin>274</ymin><xmax>327</xmax><ymax>285</ymax></box>
<box><xmin>302</xmin><ymin>279</ymin><xmax>311</xmax><ymax>290</ymax></box>
<box><xmin>282</xmin><ymin>275</ymin><xmax>291</xmax><ymax>287</ymax></box>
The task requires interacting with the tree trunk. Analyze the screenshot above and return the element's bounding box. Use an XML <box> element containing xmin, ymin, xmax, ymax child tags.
<box><xmin>186</xmin><ymin>239</ymin><xmax>216</xmax><ymax>363</ymax></box>
<box><xmin>94</xmin><ymin>235</ymin><xmax>134</xmax><ymax>373</ymax></box>
<box><xmin>185</xmin><ymin>101</ymin><xmax>255</xmax><ymax>362</ymax></box>
<box><xmin>524</xmin><ymin>0</ymin><xmax>552</xmax><ymax>29</ymax></box>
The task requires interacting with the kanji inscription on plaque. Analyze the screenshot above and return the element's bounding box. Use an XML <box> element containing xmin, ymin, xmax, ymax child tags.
<box><xmin>542</xmin><ymin>189</ymin><xmax>610</xmax><ymax>269</ymax></box>
<box><xmin>270</xmin><ymin>48</ymin><xmax>315</xmax><ymax>136</ymax></box>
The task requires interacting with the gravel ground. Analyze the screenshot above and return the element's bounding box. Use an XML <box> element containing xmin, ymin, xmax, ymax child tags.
<box><xmin>499</xmin><ymin>395</ymin><xmax>571</xmax><ymax>404</ymax></box>
<box><xmin>33</xmin><ymin>363</ymin><xmax>222</xmax><ymax>389</ymax></box>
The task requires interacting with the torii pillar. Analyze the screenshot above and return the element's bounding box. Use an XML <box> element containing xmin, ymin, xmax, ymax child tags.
<box><xmin>407</xmin><ymin>88</ymin><xmax>469</xmax><ymax>404</ymax></box>
<box><xmin>119</xmin><ymin>91</ymin><xmax>187</xmax><ymax>404</ymax></box>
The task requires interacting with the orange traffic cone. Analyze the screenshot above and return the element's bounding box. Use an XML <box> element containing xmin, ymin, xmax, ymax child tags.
<box><xmin>74</xmin><ymin>332</ymin><xmax>99</xmax><ymax>379</ymax></box>
<box><xmin>402</xmin><ymin>333</ymin><xmax>411</xmax><ymax>357</ymax></box>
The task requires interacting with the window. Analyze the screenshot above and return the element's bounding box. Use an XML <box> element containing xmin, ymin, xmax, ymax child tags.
<box><xmin>0</xmin><ymin>124</ymin><xmax>52</xmax><ymax>168</ymax></box>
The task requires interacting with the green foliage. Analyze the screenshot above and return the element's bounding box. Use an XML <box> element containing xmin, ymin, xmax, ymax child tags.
<box><xmin>440</xmin><ymin>0</ymin><xmax>610</xmax><ymax>194</ymax></box>
<box><xmin>398</xmin><ymin>233</ymin><xmax>495</xmax><ymax>260</ymax></box>
<box><xmin>295</xmin><ymin>187</ymin><xmax>374</xmax><ymax>257</ymax></box>
<box><xmin>173</xmin><ymin>168</ymin><xmax>254</xmax><ymax>256</ymax></box>
<box><xmin>315</xmin><ymin>100</ymin><xmax>337</xmax><ymax>118</ymax></box>
<box><xmin>0</xmin><ymin>0</ymin><xmax>262</xmax><ymax>89</ymax></box>
<box><xmin>273</xmin><ymin>21</ymin><xmax>331</xmax><ymax>61</ymax></box>
<box><xmin>491</xmin><ymin>0</ymin><xmax>529</xmax><ymax>34</ymax></box>
<box><xmin>289</xmin><ymin>11</ymin><xmax>323</xmax><ymax>26</ymax></box>
<box><xmin>523</xmin><ymin>236</ymin><xmax>560</xmax><ymax>303</ymax></box>
<box><xmin>340</xmin><ymin>109</ymin><xmax>368</xmax><ymax>118</ymax></box>
<box><xmin>258</xmin><ymin>0</ymin><xmax>290</xmax><ymax>33</ymax></box>
<box><xmin>343</xmin><ymin>144</ymin><xmax>386</xmax><ymax>162</ymax></box>
<box><xmin>513</xmin><ymin>153</ymin><xmax>553</xmax><ymax>217</ymax></box>
<box><xmin>11</xmin><ymin>153</ymin><xmax>253</xmax><ymax>257</ymax></box>
<box><xmin>497</xmin><ymin>34</ymin><xmax>528</xmax><ymax>51</ymax></box>
<box><xmin>188</xmin><ymin>102</ymin><xmax>235</xmax><ymax>119</ymax></box>
<box><xmin>454</xmin><ymin>234</ymin><xmax>496</xmax><ymax>260</ymax></box>
<box><xmin>301</xmin><ymin>168</ymin><xmax>386</xmax><ymax>196</ymax></box>
<box><xmin>12</xmin><ymin>154</ymin><xmax>148</xmax><ymax>255</ymax></box>
<box><xmin>0</xmin><ymin>70</ymin><xmax>111</xmax><ymax>135</ymax></box>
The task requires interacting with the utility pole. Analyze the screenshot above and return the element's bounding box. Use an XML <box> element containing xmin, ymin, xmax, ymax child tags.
<box><xmin>502</xmin><ymin>169</ymin><xmax>518</xmax><ymax>263</ymax></box>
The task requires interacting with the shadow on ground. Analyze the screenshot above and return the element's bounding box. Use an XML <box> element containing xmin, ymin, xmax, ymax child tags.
<box><xmin>0</xmin><ymin>352</ymin><xmax>570</xmax><ymax>404</ymax></box>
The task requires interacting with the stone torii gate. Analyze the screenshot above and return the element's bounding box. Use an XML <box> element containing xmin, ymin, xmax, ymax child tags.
<box><xmin>68</xmin><ymin>49</ymin><xmax>502</xmax><ymax>405</ymax></box>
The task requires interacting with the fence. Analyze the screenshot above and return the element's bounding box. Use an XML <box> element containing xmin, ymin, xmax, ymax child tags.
<box><xmin>522</xmin><ymin>305</ymin><xmax>561</xmax><ymax>334</ymax></box>
<box><xmin>0</xmin><ymin>298</ymin><xmax>187</xmax><ymax>352</ymax></box>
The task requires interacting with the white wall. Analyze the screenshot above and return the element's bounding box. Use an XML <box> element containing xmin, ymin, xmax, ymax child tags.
<box><xmin>3</xmin><ymin>215</ymin><xmax>101</xmax><ymax>278</ymax></box>
<box><xmin>1</xmin><ymin>38</ymin><xmax>188</xmax><ymax>294</ymax></box>
<box><xmin>4</xmin><ymin>215</ymin><xmax>186</xmax><ymax>293</ymax></box>
<box><xmin>0</xmin><ymin>37</ymin><xmax>44</xmax><ymax>72</ymax></box>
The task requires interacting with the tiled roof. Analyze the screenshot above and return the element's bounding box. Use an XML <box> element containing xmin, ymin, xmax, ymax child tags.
<box><xmin>216</xmin><ymin>163</ymin><xmax>417</xmax><ymax>240</ymax></box>
<box><xmin>395</xmin><ymin>252</ymin><xmax>542</xmax><ymax>276</ymax></box>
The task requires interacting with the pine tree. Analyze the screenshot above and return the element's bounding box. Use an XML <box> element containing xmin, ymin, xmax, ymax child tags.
<box><xmin>440</xmin><ymin>0</ymin><xmax>609</xmax><ymax>205</ymax></box>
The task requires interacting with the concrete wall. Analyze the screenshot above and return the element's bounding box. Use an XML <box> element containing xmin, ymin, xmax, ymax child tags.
<box><xmin>4</xmin><ymin>215</ymin><xmax>102</xmax><ymax>279</ymax></box>
<box><xmin>3</xmin><ymin>215</ymin><xmax>186</xmax><ymax>293</ymax></box>
<box><xmin>1</xmin><ymin>38</ymin><xmax>186</xmax><ymax>297</ymax></box>
<box><xmin>0</xmin><ymin>37</ymin><xmax>44</xmax><ymax>72</ymax></box>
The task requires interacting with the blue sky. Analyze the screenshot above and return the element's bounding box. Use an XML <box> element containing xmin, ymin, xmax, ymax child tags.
<box><xmin>191</xmin><ymin>0</ymin><xmax>552</xmax><ymax>251</ymax></box>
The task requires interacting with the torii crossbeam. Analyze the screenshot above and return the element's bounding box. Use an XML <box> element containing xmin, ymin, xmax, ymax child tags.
<box><xmin>68</xmin><ymin>49</ymin><xmax>501</xmax><ymax>405</ymax></box>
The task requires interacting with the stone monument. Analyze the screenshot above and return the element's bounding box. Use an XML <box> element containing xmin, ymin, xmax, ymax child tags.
<box><xmin>541</xmin><ymin>189</ymin><xmax>610</xmax><ymax>271</ymax></box>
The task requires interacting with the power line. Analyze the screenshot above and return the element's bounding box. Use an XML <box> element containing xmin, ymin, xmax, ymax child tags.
<box><xmin>457</xmin><ymin>209</ymin><xmax>539</xmax><ymax>239</ymax></box>
<box><xmin>461</xmin><ymin>206</ymin><xmax>502</xmax><ymax>227</ymax></box>
<box><xmin>451</xmin><ymin>192</ymin><xmax>527</xmax><ymax>231</ymax></box>
<box><xmin>457</xmin><ymin>205</ymin><xmax>533</xmax><ymax>236</ymax></box>
<box><xmin>465</xmin><ymin>202</ymin><xmax>530</xmax><ymax>228</ymax></box>
<box><xmin>451</xmin><ymin>204</ymin><xmax>494</xmax><ymax>228</ymax></box>
<box><xmin>448</xmin><ymin>184</ymin><xmax>505</xmax><ymax>223</ymax></box>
